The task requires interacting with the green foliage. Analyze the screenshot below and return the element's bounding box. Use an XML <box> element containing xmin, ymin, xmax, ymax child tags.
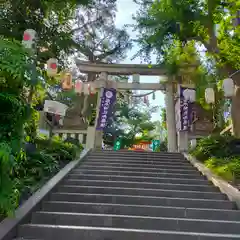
<box><xmin>205</xmin><ymin>156</ymin><xmax>240</xmax><ymax>182</ymax></box>
<box><xmin>64</xmin><ymin>137</ymin><xmax>84</xmax><ymax>151</ymax></box>
<box><xmin>190</xmin><ymin>134</ymin><xmax>235</xmax><ymax>161</ymax></box>
<box><xmin>104</xmin><ymin>98</ymin><xmax>156</xmax><ymax>148</ymax></box>
<box><xmin>0</xmin><ymin>142</ymin><xmax>19</xmax><ymax>216</ymax></box>
<box><xmin>0</xmin><ymin>0</ymin><xmax>92</xmax><ymax>218</ymax></box>
<box><xmin>35</xmin><ymin>136</ymin><xmax>79</xmax><ymax>161</ymax></box>
<box><xmin>0</xmin><ymin>38</ymin><xmax>33</xmax><ymax>150</ymax></box>
<box><xmin>160</xmin><ymin>108</ymin><xmax>167</xmax><ymax>130</ymax></box>
<box><xmin>0</xmin><ymin>38</ymin><xmax>31</xmax><ymax>93</ymax></box>
<box><xmin>155</xmin><ymin>140</ymin><xmax>168</xmax><ymax>152</ymax></box>
<box><xmin>133</xmin><ymin>0</ymin><xmax>240</xmax><ymax>132</ymax></box>
<box><xmin>24</xmin><ymin>109</ymin><xmax>40</xmax><ymax>143</ymax></box>
<box><xmin>1</xmin><ymin>0</ymin><xmax>92</xmax><ymax>67</ymax></box>
<box><xmin>190</xmin><ymin>134</ymin><xmax>240</xmax><ymax>182</ymax></box>
<box><xmin>0</xmin><ymin>136</ymin><xmax>82</xmax><ymax>217</ymax></box>
<box><xmin>74</xmin><ymin>0</ymin><xmax>131</xmax><ymax>63</ymax></box>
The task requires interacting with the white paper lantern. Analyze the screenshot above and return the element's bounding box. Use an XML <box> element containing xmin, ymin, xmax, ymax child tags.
<box><xmin>74</xmin><ymin>80</ymin><xmax>83</xmax><ymax>93</ymax></box>
<box><xmin>22</xmin><ymin>29</ymin><xmax>37</xmax><ymax>49</ymax></box>
<box><xmin>182</xmin><ymin>89</ymin><xmax>196</xmax><ymax>102</ymax></box>
<box><xmin>189</xmin><ymin>90</ymin><xmax>196</xmax><ymax>102</ymax></box>
<box><xmin>205</xmin><ymin>88</ymin><xmax>215</xmax><ymax>104</ymax></box>
<box><xmin>46</xmin><ymin>58</ymin><xmax>58</xmax><ymax>77</ymax></box>
<box><xmin>223</xmin><ymin>78</ymin><xmax>235</xmax><ymax>97</ymax></box>
<box><xmin>89</xmin><ymin>82</ymin><xmax>96</xmax><ymax>95</ymax></box>
<box><xmin>83</xmin><ymin>83</ymin><xmax>90</xmax><ymax>95</ymax></box>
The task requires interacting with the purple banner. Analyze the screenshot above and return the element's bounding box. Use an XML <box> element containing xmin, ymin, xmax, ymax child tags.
<box><xmin>96</xmin><ymin>88</ymin><xmax>117</xmax><ymax>130</ymax></box>
<box><xmin>179</xmin><ymin>86</ymin><xmax>192</xmax><ymax>131</ymax></box>
<box><xmin>180</xmin><ymin>98</ymin><xmax>189</xmax><ymax>131</ymax></box>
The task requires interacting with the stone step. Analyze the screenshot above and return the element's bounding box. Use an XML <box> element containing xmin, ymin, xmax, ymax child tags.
<box><xmin>80</xmin><ymin>162</ymin><xmax>195</xmax><ymax>170</ymax></box>
<box><xmin>88</xmin><ymin>152</ymin><xmax>185</xmax><ymax>160</ymax></box>
<box><xmin>71</xmin><ymin>169</ymin><xmax>204</xmax><ymax>179</ymax></box>
<box><xmin>31</xmin><ymin>211</ymin><xmax>240</xmax><ymax>234</ymax></box>
<box><xmin>50</xmin><ymin>192</ymin><xmax>236</xmax><ymax>209</ymax></box>
<box><xmin>13</xmin><ymin>238</ymin><xmax>39</xmax><ymax>240</ymax></box>
<box><xmin>91</xmin><ymin>151</ymin><xmax>183</xmax><ymax>157</ymax></box>
<box><xmin>86</xmin><ymin>158</ymin><xmax>190</xmax><ymax>165</ymax></box>
<box><xmin>18</xmin><ymin>224</ymin><xmax>240</xmax><ymax>240</ymax></box>
<box><xmin>42</xmin><ymin>201</ymin><xmax>240</xmax><ymax>221</ymax></box>
<box><xmin>67</xmin><ymin>173</ymin><xmax>211</xmax><ymax>185</ymax></box>
<box><xmin>14</xmin><ymin>151</ymin><xmax>240</xmax><ymax>240</ymax></box>
<box><xmin>63</xmin><ymin>179</ymin><xmax>219</xmax><ymax>192</ymax></box>
<box><xmin>75</xmin><ymin>165</ymin><xmax>199</xmax><ymax>174</ymax></box>
<box><xmin>87</xmin><ymin>155</ymin><xmax>186</xmax><ymax>161</ymax></box>
<box><xmin>57</xmin><ymin>185</ymin><xmax>226</xmax><ymax>200</ymax></box>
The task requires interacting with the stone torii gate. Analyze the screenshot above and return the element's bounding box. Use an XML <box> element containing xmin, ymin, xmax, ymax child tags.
<box><xmin>75</xmin><ymin>60</ymin><xmax>178</xmax><ymax>152</ymax></box>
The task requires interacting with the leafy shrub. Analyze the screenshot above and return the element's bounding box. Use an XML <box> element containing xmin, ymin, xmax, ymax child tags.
<box><xmin>0</xmin><ymin>136</ymin><xmax>83</xmax><ymax>217</ymax></box>
<box><xmin>0</xmin><ymin>39</ymin><xmax>84</xmax><ymax>217</ymax></box>
<box><xmin>35</xmin><ymin>137</ymin><xmax>79</xmax><ymax>161</ymax></box>
<box><xmin>190</xmin><ymin>134</ymin><xmax>235</xmax><ymax>162</ymax></box>
<box><xmin>64</xmin><ymin>137</ymin><xmax>83</xmax><ymax>150</ymax></box>
<box><xmin>191</xmin><ymin>134</ymin><xmax>240</xmax><ymax>182</ymax></box>
<box><xmin>205</xmin><ymin>157</ymin><xmax>240</xmax><ymax>182</ymax></box>
<box><xmin>0</xmin><ymin>142</ymin><xmax>20</xmax><ymax>216</ymax></box>
<box><xmin>156</xmin><ymin>140</ymin><xmax>167</xmax><ymax>152</ymax></box>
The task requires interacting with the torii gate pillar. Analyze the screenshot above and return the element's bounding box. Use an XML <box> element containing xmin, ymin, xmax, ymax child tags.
<box><xmin>165</xmin><ymin>82</ymin><xmax>177</xmax><ymax>152</ymax></box>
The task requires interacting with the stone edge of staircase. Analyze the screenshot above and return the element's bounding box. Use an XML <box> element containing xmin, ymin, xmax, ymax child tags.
<box><xmin>183</xmin><ymin>153</ymin><xmax>240</xmax><ymax>209</ymax></box>
<box><xmin>0</xmin><ymin>148</ymin><xmax>91</xmax><ymax>240</ymax></box>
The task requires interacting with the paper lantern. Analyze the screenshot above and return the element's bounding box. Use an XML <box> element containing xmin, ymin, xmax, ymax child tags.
<box><xmin>223</xmin><ymin>78</ymin><xmax>235</xmax><ymax>98</ymax></box>
<box><xmin>74</xmin><ymin>80</ymin><xmax>83</xmax><ymax>94</ymax></box>
<box><xmin>83</xmin><ymin>83</ymin><xmax>90</xmax><ymax>95</ymax></box>
<box><xmin>22</xmin><ymin>29</ymin><xmax>37</xmax><ymax>49</ymax></box>
<box><xmin>46</xmin><ymin>58</ymin><xmax>58</xmax><ymax>76</ymax></box>
<box><xmin>62</xmin><ymin>73</ymin><xmax>72</xmax><ymax>90</ymax></box>
<box><xmin>183</xmin><ymin>89</ymin><xmax>196</xmax><ymax>102</ymax></box>
<box><xmin>89</xmin><ymin>82</ymin><xmax>96</xmax><ymax>95</ymax></box>
<box><xmin>205</xmin><ymin>88</ymin><xmax>215</xmax><ymax>104</ymax></box>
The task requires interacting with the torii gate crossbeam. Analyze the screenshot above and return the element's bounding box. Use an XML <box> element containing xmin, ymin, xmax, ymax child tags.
<box><xmin>75</xmin><ymin>60</ymin><xmax>167</xmax><ymax>76</ymax></box>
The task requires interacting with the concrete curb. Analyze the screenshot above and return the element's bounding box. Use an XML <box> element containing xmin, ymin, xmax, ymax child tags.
<box><xmin>183</xmin><ymin>153</ymin><xmax>240</xmax><ymax>209</ymax></box>
<box><xmin>0</xmin><ymin>148</ymin><xmax>91</xmax><ymax>240</ymax></box>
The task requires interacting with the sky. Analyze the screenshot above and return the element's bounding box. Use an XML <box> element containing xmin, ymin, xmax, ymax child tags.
<box><xmin>115</xmin><ymin>0</ymin><xmax>165</xmax><ymax>121</ymax></box>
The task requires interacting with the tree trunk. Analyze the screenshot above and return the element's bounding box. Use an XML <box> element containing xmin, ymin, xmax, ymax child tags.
<box><xmin>226</xmin><ymin>66</ymin><xmax>240</xmax><ymax>138</ymax></box>
<box><xmin>205</xmin><ymin>0</ymin><xmax>240</xmax><ymax>137</ymax></box>
<box><xmin>231</xmin><ymin>86</ymin><xmax>240</xmax><ymax>138</ymax></box>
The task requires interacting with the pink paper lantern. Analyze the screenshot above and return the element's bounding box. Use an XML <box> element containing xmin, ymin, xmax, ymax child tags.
<box><xmin>75</xmin><ymin>80</ymin><xmax>83</xmax><ymax>93</ymax></box>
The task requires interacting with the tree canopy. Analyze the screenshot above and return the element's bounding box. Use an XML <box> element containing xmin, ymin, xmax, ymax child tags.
<box><xmin>103</xmin><ymin>92</ymin><xmax>157</xmax><ymax>148</ymax></box>
<box><xmin>133</xmin><ymin>0</ymin><xmax>240</xmax><ymax>137</ymax></box>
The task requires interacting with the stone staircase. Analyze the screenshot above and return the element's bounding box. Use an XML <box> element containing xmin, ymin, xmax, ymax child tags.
<box><xmin>17</xmin><ymin>150</ymin><xmax>240</xmax><ymax>239</ymax></box>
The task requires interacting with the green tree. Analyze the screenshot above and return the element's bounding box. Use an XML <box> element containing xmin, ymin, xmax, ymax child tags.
<box><xmin>163</xmin><ymin>40</ymin><xmax>225</xmax><ymax>130</ymax></box>
<box><xmin>134</xmin><ymin>0</ymin><xmax>240</xmax><ymax>137</ymax></box>
<box><xmin>0</xmin><ymin>38</ymin><xmax>33</xmax><ymax>150</ymax></box>
<box><xmin>103</xmin><ymin>94</ymin><xmax>156</xmax><ymax>148</ymax></box>
<box><xmin>0</xmin><ymin>0</ymin><xmax>92</xmax><ymax>67</ymax></box>
<box><xmin>74</xmin><ymin>0</ymin><xmax>132</xmax><ymax>74</ymax></box>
